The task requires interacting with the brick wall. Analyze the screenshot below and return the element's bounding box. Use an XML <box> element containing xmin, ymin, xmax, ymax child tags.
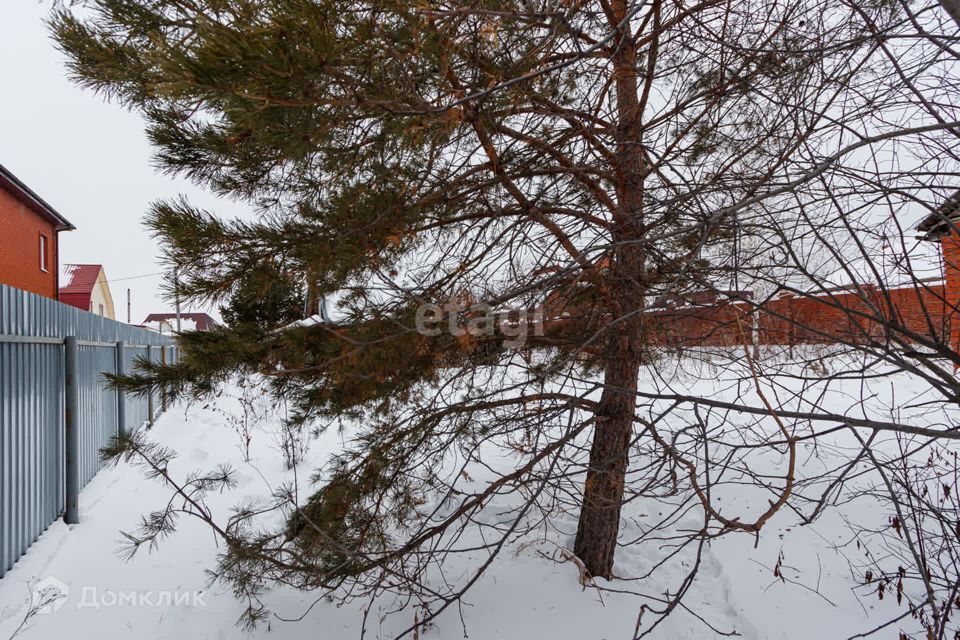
<box><xmin>645</xmin><ymin>231</ymin><xmax>960</xmax><ymax>350</ymax></box>
<box><xmin>648</xmin><ymin>283</ymin><xmax>952</xmax><ymax>349</ymax></box>
<box><xmin>942</xmin><ymin>233</ymin><xmax>960</xmax><ymax>353</ymax></box>
<box><xmin>0</xmin><ymin>186</ymin><xmax>59</xmax><ymax>299</ymax></box>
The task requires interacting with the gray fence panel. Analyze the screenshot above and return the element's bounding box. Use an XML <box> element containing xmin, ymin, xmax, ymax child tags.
<box><xmin>124</xmin><ymin>346</ymin><xmax>151</xmax><ymax>429</ymax></box>
<box><xmin>0</xmin><ymin>341</ymin><xmax>63</xmax><ymax>581</ymax></box>
<box><xmin>0</xmin><ymin>284</ymin><xmax>177</xmax><ymax>578</ymax></box>
<box><xmin>77</xmin><ymin>346</ymin><xmax>119</xmax><ymax>488</ymax></box>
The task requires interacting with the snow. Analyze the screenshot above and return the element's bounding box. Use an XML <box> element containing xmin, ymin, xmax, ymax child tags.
<box><xmin>142</xmin><ymin>318</ymin><xmax>199</xmax><ymax>334</ymax></box>
<box><xmin>0</xmin><ymin>355</ymin><xmax>944</xmax><ymax>639</ymax></box>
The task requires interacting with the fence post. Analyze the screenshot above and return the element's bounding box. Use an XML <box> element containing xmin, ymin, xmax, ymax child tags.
<box><xmin>146</xmin><ymin>345</ymin><xmax>155</xmax><ymax>426</ymax></box>
<box><xmin>64</xmin><ymin>336</ymin><xmax>80</xmax><ymax>525</ymax></box>
<box><xmin>160</xmin><ymin>346</ymin><xmax>167</xmax><ymax>412</ymax></box>
<box><xmin>116</xmin><ymin>341</ymin><xmax>127</xmax><ymax>437</ymax></box>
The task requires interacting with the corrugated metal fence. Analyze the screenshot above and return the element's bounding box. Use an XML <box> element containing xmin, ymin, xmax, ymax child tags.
<box><xmin>0</xmin><ymin>284</ymin><xmax>178</xmax><ymax>578</ymax></box>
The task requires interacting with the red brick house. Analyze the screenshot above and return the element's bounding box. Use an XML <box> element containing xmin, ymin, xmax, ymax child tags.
<box><xmin>0</xmin><ymin>164</ymin><xmax>75</xmax><ymax>299</ymax></box>
<box><xmin>917</xmin><ymin>190</ymin><xmax>960</xmax><ymax>352</ymax></box>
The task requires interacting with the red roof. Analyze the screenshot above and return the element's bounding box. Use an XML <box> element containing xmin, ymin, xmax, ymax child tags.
<box><xmin>59</xmin><ymin>264</ymin><xmax>104</xmax><ymax>311</ymax></box>
<box><xmin>143</xmin><ymin>313</ymin><xmax>219</xmax><ymax>331</ymax></box>
<box><xmin>60</xmin><ymin>264</ymin><xmax>102</xmax><ymax>295</ymax></box>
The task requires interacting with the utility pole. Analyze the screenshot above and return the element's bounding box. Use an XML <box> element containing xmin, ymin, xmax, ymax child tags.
<box><xmin>127</xmin><ymin>288</ymin><xmax>131</xmax><ymax>324</ymax></box>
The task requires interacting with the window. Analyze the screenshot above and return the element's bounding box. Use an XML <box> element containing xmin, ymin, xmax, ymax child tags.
<box><xmin>99</xmin><ymin>304</ymin><xmax>105</xmax><ymax>316</ymax></box>
<box><xmin>39</xmin><ymin>234</ymin><xmax>49</xmax><ymax>272</ymax></box>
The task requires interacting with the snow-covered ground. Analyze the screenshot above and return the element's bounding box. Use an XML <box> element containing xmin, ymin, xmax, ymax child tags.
<box><xmin>0</xmin><ymin>354</ymin><xmax>938</xmax><ymax>639</ymax></box>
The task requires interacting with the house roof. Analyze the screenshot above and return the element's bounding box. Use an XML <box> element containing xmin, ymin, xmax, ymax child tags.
<box><xmin>59</xmin><ymin>264</ymin><xmax>106</xmax><ymax>312</ymax></box>
<box><xmin>917</xmin><ymin>189</ymin><xmax>960</xmax><ymax>240</ymax></box>
<box><xmin>143</xmin><ymin>313</ymin><xmax>219</xmax><ymax>331</ymax></box>
<box><xmin>0</xmin><ymin>164</ymin><xmax>76</xmax><ymax>231</ymax></box>
<box><xmin>60</xmin><ymin>264</ymin><xmax>103</xmax><ymax>296</ymax></box>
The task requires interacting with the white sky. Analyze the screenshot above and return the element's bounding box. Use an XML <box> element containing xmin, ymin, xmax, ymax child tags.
<box><xmin>0</xmin><ymin>0</ymin><xmax>235</xmax><ymax>324</ymax></box>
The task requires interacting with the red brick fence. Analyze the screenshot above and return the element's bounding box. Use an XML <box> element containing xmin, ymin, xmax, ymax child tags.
<box><xmin>649</xmin><ymin>281</ymin><xmax>953</xmax><ymax>350</ymax></box>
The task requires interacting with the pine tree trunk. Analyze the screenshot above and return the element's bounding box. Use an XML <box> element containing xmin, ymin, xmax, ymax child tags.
<box><xmin>573</xmin><ymin>334</ymin><xmax>640</xmax><ymax>578</ymax></box>
<box><xmin>937</xmin><ymin>0</ymin><xmax>960</xmax><ymax>28</ymax></box>
<box><xmin>573</xmin><ymin>0</ymin><xmax>646</xmax><ymax>579</ymax></box>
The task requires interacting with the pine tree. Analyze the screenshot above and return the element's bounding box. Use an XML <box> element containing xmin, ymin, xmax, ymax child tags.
<box><xmin>51</xmin><ymin>0</ymin><xmax>918</xmax><ymax>630</ymax></box>
<box><xmin>219</xmin><ymin>259</ymin><xmax>305</xmax><ymax>331</ymax></box>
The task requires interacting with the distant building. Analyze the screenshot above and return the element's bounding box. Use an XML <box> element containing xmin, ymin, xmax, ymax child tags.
<box><xmin>917</xmin><ymin>189</ymin><xmax>960</xmax><ymax>240</ymax></box>
<box><xmin>143</xmin><ymin>312</ymin><xmax>218</xmax><ymax>334</ymax></box>
<box><xmin>0</xmin><ymin>164</ymin><xmax>75</xmax><ymax>299</ymax></box>
<box><xmin>59</xmin><ymin>264</ymin><xmax>116</xmax><ymax>319</ymax></box>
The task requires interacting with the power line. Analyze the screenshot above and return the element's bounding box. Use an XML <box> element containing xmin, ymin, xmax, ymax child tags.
<box><xmin>101</xmin><ymin>271</ymin><xmax>165</xmax><ymax>284</ymax></box>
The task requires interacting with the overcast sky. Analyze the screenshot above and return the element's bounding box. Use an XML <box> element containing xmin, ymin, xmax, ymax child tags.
<box><xmin>1</xmin><ymin>1</ymin><xmax>235</xmax><ymax>323</ymax></box>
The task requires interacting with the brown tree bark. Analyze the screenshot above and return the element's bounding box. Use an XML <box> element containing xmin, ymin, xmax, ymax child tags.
<box><xmin>574</xmin><ymin>0</ymin><xmax>649</xmax><ymax>579</ymax></box>
<box><xmin>573</xmin><ymin>334</ymin><xmax>641</xmax><ymax>578</ymax></box>
<box><xmin>936</xmin><ymin>0</ymin><xmax>960</xmax><ymax>28</ymax></box>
